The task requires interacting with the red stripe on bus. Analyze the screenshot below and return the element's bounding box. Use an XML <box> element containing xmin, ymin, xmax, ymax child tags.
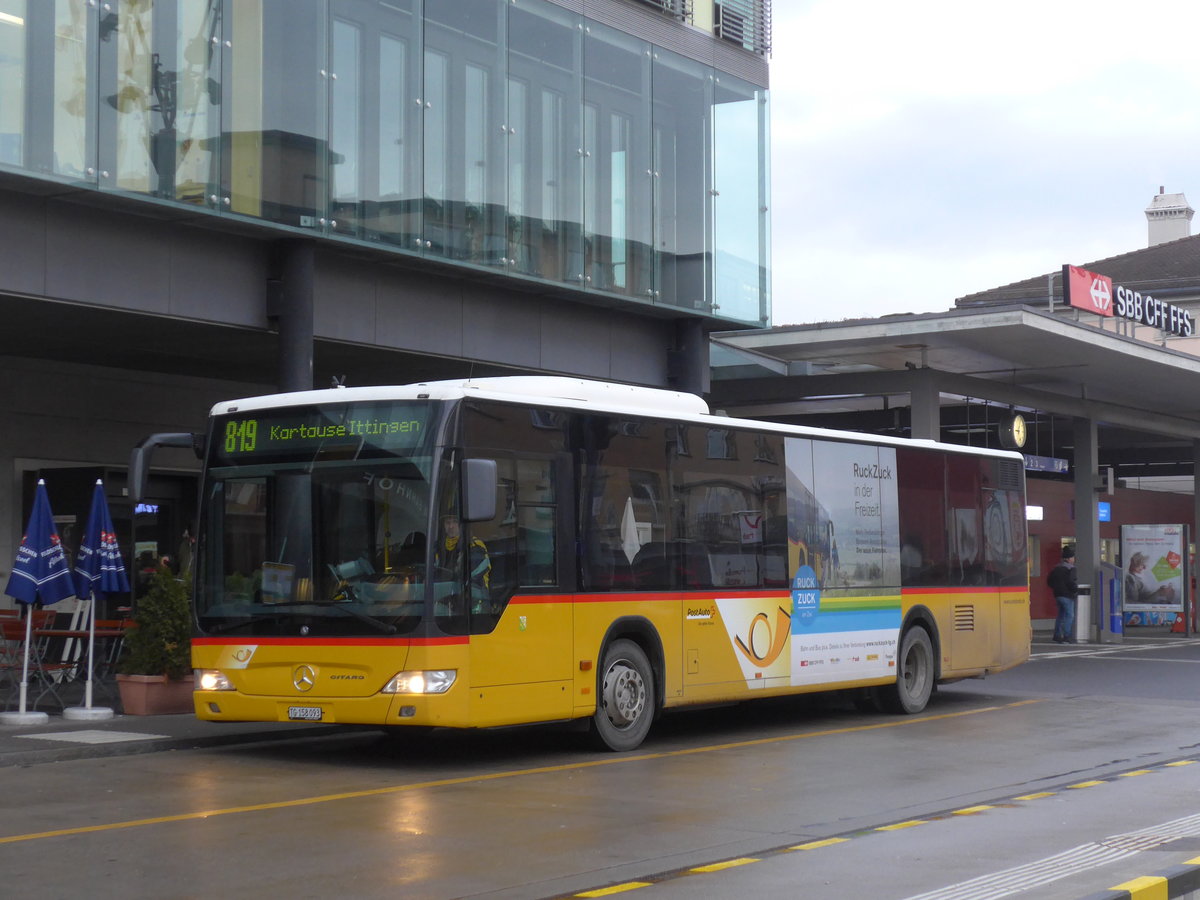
<box><xmin>192</xmin><ymin>636</ymin><xmax>468</xmax><ymax>647</ymax></box>
<box><xmin>901</xmin><ymin>585</ymin><xmax>1029</xmax><ymax>595</ymax></box>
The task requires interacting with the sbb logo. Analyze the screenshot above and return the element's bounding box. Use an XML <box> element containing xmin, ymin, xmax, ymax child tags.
<box><xmin>1089</xmin><ymin>277</ymin><xmax>1111</xmax><ymax>311</ymax></box>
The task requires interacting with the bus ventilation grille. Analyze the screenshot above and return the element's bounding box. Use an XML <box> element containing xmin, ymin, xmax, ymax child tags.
<box><xmin>954</xmin><ymin>605</ymin><xmax>976</xmax><ymax>631</ymax></box>
<box><xmin>997</xmin><ymin>460</ymin><xmax>1023</xmax><ymax>491</ymax></box>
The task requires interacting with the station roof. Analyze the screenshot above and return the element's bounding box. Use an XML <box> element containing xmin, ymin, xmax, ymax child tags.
<box><xmin>711</xmin><ymin>304</ymin><xmax>1200</xmax><ymax>482</ymax></box>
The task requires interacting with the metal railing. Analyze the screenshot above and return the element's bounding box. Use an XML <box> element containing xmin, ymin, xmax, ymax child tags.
<box><xmin>716</xmin><ymin>0</ymin><xmax>772</xmax><ymax>55</ymax></box>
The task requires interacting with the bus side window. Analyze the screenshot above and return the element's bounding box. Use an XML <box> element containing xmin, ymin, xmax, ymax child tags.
<box><xmin>516</xmin><ymin>458</ymin><xmax>557</xmax><ymax>587</ymax></box>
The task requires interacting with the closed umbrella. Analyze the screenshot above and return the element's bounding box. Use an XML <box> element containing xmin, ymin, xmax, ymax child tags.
<box><xmin>66</xmin><ymin>480</ymin><xmax>131</xmax><ymax>719</ymax></box>
<box><xmin>1</xmin><ymin>479</ymin><xmax>76</xmax><ymax>724</ymax></box>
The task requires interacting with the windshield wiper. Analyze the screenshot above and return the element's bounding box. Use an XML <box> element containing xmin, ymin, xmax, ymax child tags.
<box><xmin>258</xmin><ymin>599</ymin><xmax>398</xmax><ymax>635</ymax></box>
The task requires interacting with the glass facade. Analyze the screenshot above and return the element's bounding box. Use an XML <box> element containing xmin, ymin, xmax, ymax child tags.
<box><xmin>0</xmin><ymin>0</ymin><xmax>770</xmax><ymax>326</ymax></box>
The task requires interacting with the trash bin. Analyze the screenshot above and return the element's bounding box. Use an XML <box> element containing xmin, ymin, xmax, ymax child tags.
<box><xmin>1076</xmin><ymin>584</ymin><xmax>1091</xmax><ymax>643</ymax></box>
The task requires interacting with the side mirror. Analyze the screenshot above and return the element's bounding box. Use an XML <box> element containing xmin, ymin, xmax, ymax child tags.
<box><xmin>129</xmin><ymin>432</ymin><xmax>202</xmax><ymax>503</ymax></box>
<box><xmin>462</xmin><ymin>458</ymin><xmax>498</xmax><ymax>523</ymax></box>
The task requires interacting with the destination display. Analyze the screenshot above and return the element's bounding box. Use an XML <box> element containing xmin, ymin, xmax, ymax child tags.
<box><xmin>210</xmin><ymin>403</ymin><xmax>431</xmax><ymax>464</ymax></box>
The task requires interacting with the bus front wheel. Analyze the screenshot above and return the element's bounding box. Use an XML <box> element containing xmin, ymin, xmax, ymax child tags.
<box><xmin>591</xmin><ymin>639</ymin><xmax>655</xmax><ymax>751</ymax></box>
<box><xmin>878</xmin><ymin>626</ymin><xmax>934</xmax><ymax>714</ymax></box>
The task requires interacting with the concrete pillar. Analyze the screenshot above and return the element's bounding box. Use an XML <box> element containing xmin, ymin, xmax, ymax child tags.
<box><xmin>1073</xmin><ymin>417</ymin><xmax>1100</xmax><ymax>642</ymax></box>
<box><xmin>274</xmin><ymin>240</ymin><xmax>315</xmax><ymax>393</ymax></box>
<box><xmin>908</xmin><ymin>368</ymin><xmax>941</xmax><ymax>441</ymax></box>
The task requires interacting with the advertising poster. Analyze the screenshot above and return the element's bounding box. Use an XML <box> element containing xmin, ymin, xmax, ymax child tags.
<box><xmin>1121</xmin><ymin>524</ymin><xmax>1185</xmax><ymax>627</ymax></box>
<box><xmin>785</xmin><ymin>439</ymin><xmax>902</xmax><ymax>686</ymax></box>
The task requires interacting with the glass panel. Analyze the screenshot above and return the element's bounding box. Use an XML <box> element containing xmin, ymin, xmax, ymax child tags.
<box><xmin>582</xmin><ymin>22</ymin><xmax>652</xmax><ymax>299</ymax></box>
<box><xmin>712</xmin><ymin>72</ymin><xmax>768</xmax><ymax>324</ymax></box>
<box><xmin>50</xmin><ymin>0</ymin><xmax>97</xmax><ymax>180</ymax></box>
<box><xmin>94</xmin><ymin>0</ymin><xmax>218</xmax><ymax>200</ymax></box>
<box><xmin>422</xmin><ymin>0</ymin><xmax>505</xmax><ymax>264</ymax></box>
<box><xmin>222</xmin><ymin>0</ymin><xmax>326</xmax><ymax>227</ymax></box>
<box><xmin>376</xmin><ymin>31</ymin><xmax>418</xmax><ymax>246</ymax></box>
<box><xmin>329</xmin><ymin>16</ymin><xmax>360</xmax><ymax>235</ymax></box>
<box><xmin>0</xmin><ymin>0</ymin><xmax>26</xmax><ymax>166</ymax></box>
<box><xmin>101</xmin><ymin>0</ymin><xmax>155</xmax><ymax>194</ymax></box>
<box><xmin>331</xmin><ymin>18</ymin><xmax>357</xmax><ymax>236</ymax></box>
<box><xmin>671</xmin><ymin>427</ymin><xmax>786</xmax><ymax>589</ymax></box>
<box><xmin>652</xmin><ymin>49</ymin><xmax>711</xmax><ymax>312</ymax></box>
<box><xmin>896</xmin><ymin>448</ymin><xmax>947</xmax><ymax>587</ymax></box>
<box><xmin>173</xmin><ymin>0</ymin><xmax>221</xmax><ymax>205</ymax></box>
<box><xmin>327</xmin><ymin>0</ymin><xmax>421</xmax><ymax>243</ymax></box>
<box><xmin>422</xmin><ymin>46</ymin><xmax>446</xmax><ymax>251</ymax></box>
<box><xmin>506</xmin><ymin>0</ymin><xmax>581</xmax><ymax>283</ymax></box>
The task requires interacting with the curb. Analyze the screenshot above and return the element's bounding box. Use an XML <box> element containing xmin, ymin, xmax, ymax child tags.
<box><xmin>1079</xmin><ymin>860</ymin><xmax>1200</xmax><ymax>899</ymax></box>
<box><xmin>0</xmin><ymin>724</ymin><xmax>359</xmax><ymax>768</ymax></box>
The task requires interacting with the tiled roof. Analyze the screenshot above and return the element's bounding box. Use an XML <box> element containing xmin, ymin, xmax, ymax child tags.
<box><xmin>956</xmin><ymin>233</ymin><xmax>1200</xmax><ymax>307</ymax></box>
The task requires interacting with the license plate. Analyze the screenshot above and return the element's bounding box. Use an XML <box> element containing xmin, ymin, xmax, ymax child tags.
<box><xmin>288</xmin><ymin>706</ymin><xmax>323</xmax><ymax>721</ymax></box>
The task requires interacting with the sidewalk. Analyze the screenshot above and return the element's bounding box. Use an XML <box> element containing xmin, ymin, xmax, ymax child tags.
<box><xmin>0</xmin><ymin>709</ymin><xmax>352</xmax><ymax>767</ymax></box>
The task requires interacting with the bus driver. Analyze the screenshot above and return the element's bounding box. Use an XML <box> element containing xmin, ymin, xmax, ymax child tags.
<box><xmin>436</xmin><ymin>515</ymin><xmax>491</xmax><ymax>611</ymax></box>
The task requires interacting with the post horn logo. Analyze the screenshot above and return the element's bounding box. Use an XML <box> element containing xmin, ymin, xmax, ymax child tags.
<box><xmin>733</xmin><ymin>606</ymin><xmax>792</xmax><ymax>667</ymax></box>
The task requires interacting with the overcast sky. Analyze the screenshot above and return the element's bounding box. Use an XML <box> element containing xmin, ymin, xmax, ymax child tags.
<box><xmin>767</xmin><ymin>0</ymin><xmax>1200</xmax><ymax>326</ymax></box>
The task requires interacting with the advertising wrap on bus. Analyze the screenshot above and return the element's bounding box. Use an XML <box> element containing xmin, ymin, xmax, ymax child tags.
<box><xmin>172</xmin><ymin>377</ymin><xmax>1030</xmax><ymax>752</ymax></box>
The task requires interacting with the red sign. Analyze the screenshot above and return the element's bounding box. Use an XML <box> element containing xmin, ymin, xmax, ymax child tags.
<box><xmin>1064</xmin><ymin>265</ymin><xmax>1114</xmax><ymax>316</ymax></box>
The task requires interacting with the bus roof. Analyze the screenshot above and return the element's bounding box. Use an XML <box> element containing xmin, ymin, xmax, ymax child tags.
<box><xmin>210</xmin><ymin>376</ymin><xmax>1023</xmax><ymax>463</ymax></box>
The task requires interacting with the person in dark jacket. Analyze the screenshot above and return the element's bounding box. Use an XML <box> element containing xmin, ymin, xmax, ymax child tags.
<box><xmin>1047</xmin><ymin>545</ymin><xmax>1078</xmax><ymax>644</ymax></box>
<box><xmin>435</xmin><ymin>515</ymin><xmax>491</xmax><ymax>612</ymax></box>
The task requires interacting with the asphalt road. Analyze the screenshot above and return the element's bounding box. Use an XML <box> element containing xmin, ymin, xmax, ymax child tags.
<box><xmin>5</xmin><ymin>634</ymin><xmax>1200</xmax><ymax>900</ymax></box>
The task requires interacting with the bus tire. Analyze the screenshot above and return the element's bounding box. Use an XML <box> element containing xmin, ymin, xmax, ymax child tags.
<box><xmin>878</xmin><ymin>626</ymin><xmax>934</xmax><ymax>714</ymax></box>
<box><xmin>591</xmin><ymin>638</ymin><xmax>655</xmax><ymax>751</ymax></box>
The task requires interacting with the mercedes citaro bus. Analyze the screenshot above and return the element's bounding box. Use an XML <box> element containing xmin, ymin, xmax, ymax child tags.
<box><xmin>131</xmin><ymin>376</ymin><xmax>1030</xmax><ymax>751</ymax></box>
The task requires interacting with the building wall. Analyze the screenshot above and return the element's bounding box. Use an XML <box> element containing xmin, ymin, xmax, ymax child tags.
<box><xmin>1027</xmin><ymin>477</ymin><xmax>1195</xmax><ymax>622</ymax></box>
<box><xmin>0</xmin><ymin>355</ymin><xmax>266</xmax><ymax>588</ymax></box>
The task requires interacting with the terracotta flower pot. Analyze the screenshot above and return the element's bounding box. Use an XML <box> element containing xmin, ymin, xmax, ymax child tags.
<box><xmin>116</xmin><ymin>674</ymin><xmax>196</xmax><ymax>716</ymax></box>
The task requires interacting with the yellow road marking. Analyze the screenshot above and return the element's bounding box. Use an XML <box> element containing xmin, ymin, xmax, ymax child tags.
<box><xmin>0</xmin><ymin>699</ymin><xmax>1043</xmax><ymax>845</ymax></box>
<box><xmin>791</xmin><ymin>837</ymin><xmax>849</xmax><ymax>850</ymax></box>
<box><xmin>876</xmin><ymin>820</ymin><xmax>927</xmax><ymax>831</ymax></box>
<box><xmin>1166</xmin><ymin>760</ymin><xmax>1197</xmax><ymax>767</ymax></box>
<box><xmin>1068</xmin><ymin>780</ymin><xmax>1106</xmax><ymax>789</ymax></box>
<box><xmin>1119</xmin><ymin>770</ymin><xmax>1153</xmax><ymax>777</ymax></box>
<box><xmin>1014</xmin><ymin>792</ymin><xmax>1056</xmax><ymax>800</ymax></box>
<box><xmin>952</xmin><ymin>805</ymin><xmax>994</xmax><ymax>815</ymax></box>
<box><xmin>690</xmin><ymin>858</ymin><xmax>758</xmax><ymax>873</ymax></box>
<box><xmin>1109</xmin><ymin>875</ymin><xmax>1167</xmax><ymax>898</ymax></box>
<box><xmin>575</xmin><ymin>883</ymin><xmax>652</xmax><ymax>897</ymax></box>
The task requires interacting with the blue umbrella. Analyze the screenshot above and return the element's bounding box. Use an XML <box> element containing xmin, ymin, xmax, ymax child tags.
<box><xmin>5</xmin><ymin>479</ymin><xmax>76</xmax><ymax>607</ymax></box>
<box><xmin>71</xmin><ymin>480</ymin><xmax>131</xmax><ymax>711</ymax></box>
<box><xmin>3</xmin><ymin>479</ymin><xmax>75</xmax><ymax>718</ymax></box>
<box><xmin>74</xmin><ymin>480</ymin><xmax>131</xmax><ymax>600</ymax></box>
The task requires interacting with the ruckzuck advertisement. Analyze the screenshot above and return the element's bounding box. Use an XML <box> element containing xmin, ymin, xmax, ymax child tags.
<box><xmin>784</xmin><ymin>439</ymin><xmax>901</xmax><ymax>686</ymax></box>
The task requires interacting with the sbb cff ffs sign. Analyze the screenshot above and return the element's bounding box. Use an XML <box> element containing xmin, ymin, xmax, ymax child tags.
<box><xmin>1063</xmin><ymin>264</ymin><xmax>1194</xmax><ymax>337</ymax></box>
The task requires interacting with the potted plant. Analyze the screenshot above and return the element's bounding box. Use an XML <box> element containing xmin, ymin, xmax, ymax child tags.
<box><xmin>115</xmin><ymin>563</ymin><xmax>195</xmax><ymax>715</ymax></box>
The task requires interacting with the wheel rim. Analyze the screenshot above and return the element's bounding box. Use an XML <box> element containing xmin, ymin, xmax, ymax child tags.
<box><xmin>601</xmin><ymin>659</ymin><xmax>646</xmax><ymax>729</ymax></box>
<box><xmin>903</xmin><ymin>639</ymin><xmax>929</xmax><ymax>698</ymax></box>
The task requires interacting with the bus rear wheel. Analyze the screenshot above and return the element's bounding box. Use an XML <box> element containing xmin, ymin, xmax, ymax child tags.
<box><xmin>878</xmin><ymin>626</ymin><xmax>934</xmax><ymax>714</ymax></box>
<box><xmin>591</xmin><ymin>639</ymin><xmax>655</xmax><ymax>751</ymax></box>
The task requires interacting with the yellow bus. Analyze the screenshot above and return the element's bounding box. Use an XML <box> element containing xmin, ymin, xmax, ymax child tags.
<box><xmin>135</xmin><ymin>376</ymin><xmax>1029</xmax><ymax>751</ymax></box>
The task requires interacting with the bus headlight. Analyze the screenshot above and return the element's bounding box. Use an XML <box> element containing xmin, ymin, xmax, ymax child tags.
<box><xmin>196</xmin><ymin>669</ymin><xmax>234</xmax><ymax>691</ymax></box>
<box><xmin>382</xmin><ymin>670</ymin><xmax>457</xmax><ymax>694</ymax></box>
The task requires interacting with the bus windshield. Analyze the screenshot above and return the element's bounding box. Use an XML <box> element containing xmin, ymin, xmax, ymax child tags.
<box><xmin>196</xmin><ymin>401</ymin><xmax>441</xmax><ymax>637</ymax></box>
